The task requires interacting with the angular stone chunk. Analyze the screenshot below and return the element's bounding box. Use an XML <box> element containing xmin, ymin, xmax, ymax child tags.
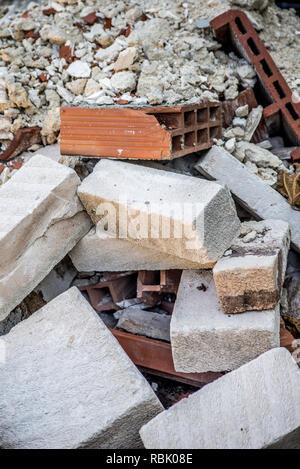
<box><xmin>0</xmin><ymin>155</ymin><xmax>91</xmax><ymax>323</ymax></box>
<box><xmin>78</xmin><ymin>159</ymin><xmax>240</xmax><ymax>267</ymax></box>
<box><xmin>69</xmin><ymin>227</ymin><xmax>213</xmax><ymax>271</ymax></box>
<box><xmin>213</xmin><ymin>220</ymin><xmax>290</xmax><ymax>313</ymax></box>
<box><xmin>0</xmin><ymin>287</ymin><xmax>163</xmax><ymax>449</ymax></box>
<box><xmin>117</xmin><ymin>308</ymin><xmax>171</xmax><ymax>342</ymax></box>
<box><xmin>170</xmin><ymin>270</ymin><xmax>280</xmax><ymax>373</ymax></box>
<box><xmin>140</xmin><ymin>348</ymin><xmax>300</xmax><ymax>449</ymax></box>
<box><xmin>195</xmin><ymin>145</ymin><xmax>300</xmax><ymax>252</ymax></box>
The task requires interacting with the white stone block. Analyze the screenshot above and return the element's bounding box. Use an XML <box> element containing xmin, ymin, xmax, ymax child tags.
<box><xmin>78</xmin><ymin>159</ymin><xmax>240</xmax><ymax>267</ymax></box>
<box><xmin>140</xmin><ymin>348</ymin><xmax>300</xmax><ymax>449</ymax></box>
<box><xmin>0</xmin><ymin>287</ymin><xmax>163</xmax><ymax>449</ymax></box>
<box><xmin>0</xmin><ymin>155</ymin><xmax>91</xmax><ymax>322</ymax></box>
<box><xmin>195</xmin><ymin>145</ymin><xmax>300</xmax><ymax>252</ymax></box>
<box><xmin>69</xmin><ymin>227</ymin><xmax>212</xmax><ymax>271</ymax></box>
<box><xmin>170</xmin><ymin>270</ymin><xmax>280</xmax><ymax>373</ymax></box>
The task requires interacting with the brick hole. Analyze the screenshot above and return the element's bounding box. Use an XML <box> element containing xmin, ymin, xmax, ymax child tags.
<box><xmin>235</xmin><ymin>17</ymin><xmax>247</xmax><ymax>34</ymax></box>
<box><xmin>197</xmin><ymin>108</ymin><xmax>208</xmax><ymax>123</ymax></box>
<box><xmin>273</xmin><ymin>80</ymin><xmax>286</xmax><ymax>99</ymax></box>
<box><xmin>286</xmin><ymin>102</ymin><xmax>299</xmax><ymax>121</ymax></box>
<box><xmin>247</xmin><ymin>37</ymin><xmax>260</xmax><ymax>56</ymax></box>
<box><xmin>140</xmin><ymin>271</ymin><xmax>160</xmax><ymax>286</ymax></box>
<box><xmin>184</xmin><ymin>131</ymin><xmax>196</xmax><ymax>147</ymax></box>
<box><xmin>184</xmin><ymin>111</ymin><xmax>196</xmax><ymax>127</ymax></box>
<box><xmin>209</xmin><ymin>106</ymin><xmax>219</xmax><ymax>121</ymax></box>
<box><xmin>172</xmin><ymin>135</ymin><xmax>181</xmax><ymax>152</ymax></box>
<box><xmin>197</xmin><ymin>128</ymin><xmax>208</xmax><ymax>144</ymax></box>
<box><xmin>209</xmin><ymin>126</ymin><xmax>220</xmax><ymax>140</ymax></box>
<box><xmin>260</xmin><ymin>59</ymin><xmax>273</xmax><ymax>78</ymax></box>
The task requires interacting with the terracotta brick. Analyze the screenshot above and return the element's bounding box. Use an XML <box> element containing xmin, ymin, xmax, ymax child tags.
<box><xmin>211</xmin><ymin>10</ymin><xmax>300</xmax><ymax>156</ymax></box>
<box><xmin>0</xmin><ymin>127</ymin><xmax>41</xmax><ymax>162</ymax></box>
<box><xmin>60</xmin><ymin>102</ymin><xmax>222</xmax><ymax>160</ymax></box>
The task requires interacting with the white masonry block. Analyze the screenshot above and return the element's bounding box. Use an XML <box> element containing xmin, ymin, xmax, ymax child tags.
<box><xmin>170</xmin><ymin>270</ymin><xmax>280</xmax><ymax>373</ymax></box>
<box><xmin>77</xmin><ymin>159</ymin><xmax>240</xmax><ymax>268</ymax></box>
<box><xmin>195</xmin><ymin>145</ymin><xmax>300</xmax><ymax>252</ymax></box>
<box><xmin>69</xmin><ymin>227</ymin><xmax>212</xmax><ymax>271</ymax></box>
<box><xmin>140</xmin><ymin>348</ymin><xmax>300</xmax><ymax>449</ymax></box>
<box><xmin>0</xmin><ymin>287</ymin><xmax>163</xmax><ymax>449</ymax></box>
<box><xmin>213</xmin><ymin>219</ymin><xmax>290</xmax><ymax>313</ymax></box>
<box><xmin>0</xmin><ymin>155</ymin><xmax>91</xmax><ymax>323</ymax></box>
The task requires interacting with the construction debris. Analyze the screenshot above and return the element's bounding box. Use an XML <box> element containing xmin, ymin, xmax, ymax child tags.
<box><xmin>195</xmin><ymin>145</ymin><xmax>300</xmax><ymax>252</ymax></box>
<box><xmin>0</xmin><ymin>0</ymin><xmax>300</xmax><ymax>451</ymax></box>
<box><xmin>0</xmin><ymin>154</ymin><xmax>91</xmax><ymax>324</ymax></box>
<box><xmin>213</xmin><ymin>220</ymin><xmax>290</xmax><ymax>313</ymax></box>
<box><xmin>0</xmin><ymin>287</ymin><xmax>163</xmax><ymax>449</ymax></box>
<box><xmin>140</xmin><ymin>348</ymin><xmax>300</xmax><ymax>449</ymax></box>
<box><xmin>78</xmin><ymin>159</ymin><xmax>240</xmax><ymax>266</ymax></box>
<box><xmin>170</xmin><ymin>270</ymin><xmax>279</xmax><ymax>373</ymax></box>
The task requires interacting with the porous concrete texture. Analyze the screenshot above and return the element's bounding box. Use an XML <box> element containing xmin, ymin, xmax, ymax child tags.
<box><xmin>170</xmin><ymin>270</ymin><xmax>280</xmax><ymax>373</ymax></box>
<box><xmin>69</xmin><ymin>227</ymin><xmax>212</xmax><ymax>271</ymax></box>
<box><xmin>140</xmin><ymin>348</ymin><xmax>300</xmax><ymax>449</ymax></box>
<box><xmin>0</xmin><ymin>155</ymin><xmax>91</xmax><ymax>323</ymax></box>
<box><xmin>213</xmin><ymin>220</ymin><xmax>290</xmax><ymax>313</ymax></box>
<box><xmin>78</xmin><ymin>159</ymin><xmax>240</xmax><ymax>267</ymax></box>
<box><xmin>0</xmin><ymin>287</ymin><xmax>163</xmax><ymax>449</ymax></box>
<box><xmin>195</xmin><ymin>146</ymin><xmax>300</xmax><ymax>252</ymax></box>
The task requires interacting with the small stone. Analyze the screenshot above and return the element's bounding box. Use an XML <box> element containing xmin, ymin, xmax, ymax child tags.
<box><xmin>225</xmin><ymin>137</ymin><xmax>236</xmax><ymax>153</ymax></box>
<box><xmin>232</xmin><ymin>117</ymin><xmax>247</xmax><ymax>128</ymax></box>
<box><xmin>114</xmin><ymin>47</ymin><xmax>137</xmax><ymax>72</ymax></box>
<box><xmin>235</xmin><ymin>105</ymin><xmax>249</xmax><ymax>118</ymax></box>
<box><xmin>66</xmin><ymin>79</ymin><xmax>87</xmax><ymax>96</ymax></box>
<box><xmin>242</xmin><ymin>230</ymin><xmax>257</xmax><ymax>243</ymax></box>
<box><xmin>68</xmin><ymin>61</ymin><xmax>91</xmax><ymax>78</ymax></box>
<box><xmin>110</xmin><ymin>71</ymin><xmax>136</xmax><ymax>92</ymax></box>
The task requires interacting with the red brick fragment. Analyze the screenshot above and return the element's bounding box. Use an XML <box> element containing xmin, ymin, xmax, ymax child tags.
<box><xmin>7</xmin><ymin>158</ymin><xmax>23</xmax><ymax>170</ymax></box>
<box><xmin>291</xmin><ymin>147</ymin><xmax>300</xmax><ymax>162</ymax></box>
<box><xmin>104</xmin><ymin>17</ymin><xmax>112</xmax><ymax>30</ymax></box>
<box><xmin>42</xmin><ymin>8</ymin><xmax>57</xmax><ymax>15</ymax></box>
<box><xmin>59</xmin><ymin>45</ymin><xmax>76</xmax><ymax>63</ymax></box>
<box><xmin>24</xmin><ymin>30</ymin><xmax>40</xmax><ymax>41</ymax></box>
<box><xmin>21</xmin><ymin>12</ymin><xmax>30</xmax><ymax>18</ymax></box>
<box><xmin>38</xmin><ymin>73</ymin><xmax>49</xmax><ymax>82</ymax></box>
<box><xmin>116</xmin><ymin>99</ymin><xmax>130</xmax><ymax>105</ymax></box>
<box><xmin>211</xmin><ymin>10</ymin><xmax>300</xmax><ymax>147</ymax></box>
<box><xmin>0</xmin><ymin>127</ymin><xmax>41</xmax><ymax>162</ymax></box>
<box><xmin>82</xmin><ymin>12</ymin><xmax>97</xmax><ymax>25</ymax></box>
<box><xmin>0</xmin><ymin>164</ymin><xmax>5</xmax><ymax>175</ymax></box>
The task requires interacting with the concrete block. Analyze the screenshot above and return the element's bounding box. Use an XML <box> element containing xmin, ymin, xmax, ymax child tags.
<box><xmin>78</xmin><ymin>159</ymin><xmax>240</xmax><ymax>267</ymax></box>
<box><xmin>69</xmin><ymin>227</ymin><xmax>212</xmax><ymax>271</ymax></box>
<box><xmin>0</xmin><ymin>155</ymin><xmax>91</xmax><ymax>323</ymax></box>
<box><xmin>170</xmin><ymin>270</ymin><xmax>280</xmax><ymax>373</ymax></box>
<box><xmin>140</xmin><ymin>348</ymin><xmax>300</xmax><ymax>449</ymax></box>
<box><xmin>117</xmin><ymin>307</ymin><xmax>171</xmax><ymax>342</ymax></box>
<box><xmin>195</xmin><ymin>145</ymin><xmax>300</xmax><ymax>252</ymax></box>
<box><xmin>0</xmin><ymin>287</ymin><xmax>163</xmax><ymax>449</ymax></box>
<box><xmin>213</xmin><ymin>220</ymin><xmax>290</xmax><ymax>313</ymax></box>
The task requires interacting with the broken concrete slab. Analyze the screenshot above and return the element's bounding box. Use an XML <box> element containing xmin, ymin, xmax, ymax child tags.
<box><xmin>0</xmin><ymin>287</ymin><xmax>163</xmax><ymax>449</ymax></box>
<box><xmin>140</xmin><ymin>348</ymin><xmax>300</xmax><ymax>449</ymax></box>
<box><xmin>78</xmin><ymin>159</ymin><xmax>240</xmax><ymax>267</ymax></box>
<box><xmin>213</xmin><ymin>220</ymin><xmax>290</xmax><ymax>313</ymax></box>
<box><xmin>69</xmin><ymin>227</ymin><xmax>216</xmax><ymax>271</ymax></box>
<box><xmin>195</xmin><ymin>146</ymin><xmax>300</xmax><ymax>252</ymax></box>
<box><xmin>117</xmin><ymin>308</ymin><xmax>171</xmax><ymax>342</ymax></box>
<box><xmin>170</xmin><ymin>270</ymin><xmax>280</xmax><ymax>373</ymax></box>
<box><xmin>0</xmin><ymin>155</ymin><xmax>91</xmax><ymax>323</ymax></box>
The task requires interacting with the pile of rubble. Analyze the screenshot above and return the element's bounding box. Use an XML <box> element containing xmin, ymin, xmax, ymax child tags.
<box><xmin>1</xmin><ymin>0</ymin><xmax>300</xmax><ymax>450</ymax></box>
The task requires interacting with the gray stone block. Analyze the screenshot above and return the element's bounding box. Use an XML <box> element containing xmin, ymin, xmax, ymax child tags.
<box><xmin>0</xmin><ymin>155</ymin><xmax>92</xmax><ymax>322</ymax></box>
<box><xmin>140</xmin><ymin>348</ymin><xmax>300</xmax><ymax>449</ymax></box>
<box><xmin>170</xmin><ymin>270</ymin><xmax>280</xmax><ymax>372</ymax></box>
<box><xmin>195</xmin><ymin>145</ymin><xmax>300</xmax><ymax>252</ymax></box>
<box><xmin>0</xmin><ymin>287</ymin><xmax>163</xmax><ymax>449</ymax></box>
<box><xmin>78</xmin><ymin>159</ymin><xmax>240</xmax><ymax>268</ymax></box>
